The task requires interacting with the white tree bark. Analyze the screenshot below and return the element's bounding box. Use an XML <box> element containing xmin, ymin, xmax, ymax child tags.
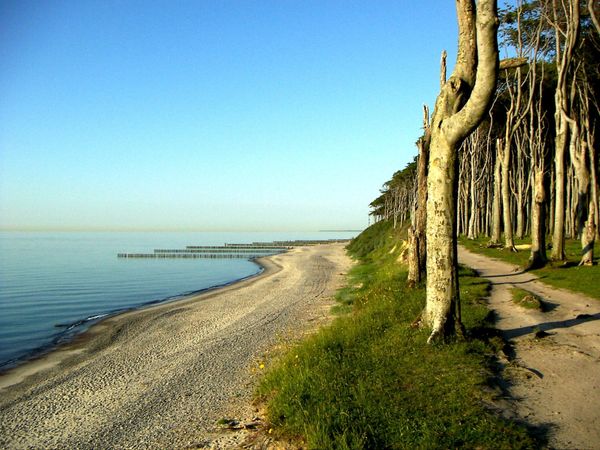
<box><xmin>424</xmin><ymin>0</ymin><xmax>498</xmax><ymax>342</ymax></box>
<box><xmin>529</xmin><ymin>168</ymin><xmax>547</xmax><ymax>269</ymax></box>
<box><xmin>550</xmin><ymin>0</ymin><xmax>580</xmax><ymax>261</ymax></box>
<box><xmin>490</xmin><ymin>143</ymin><xmax>502</xmax><ymax>245</ymax></box>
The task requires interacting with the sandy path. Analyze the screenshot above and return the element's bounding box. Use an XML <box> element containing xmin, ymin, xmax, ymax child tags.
<box><xmin>0</xmin><ymin>244</ymin><xmax>352</xmax><ymax>449</ymax></box>
<box><xmin>458</xmin><ymin>246</ymin><xmax>600</xmax><ymax>449</ymax></box>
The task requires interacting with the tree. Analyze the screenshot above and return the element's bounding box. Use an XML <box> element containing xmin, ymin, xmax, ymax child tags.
<box><xmin>528</xmin><ymin>34</ymin><xmax>550</xmax><ymax>269</ymax></box>
<box><xmin>423</xmin><ymin>0</ymin><xmax>499</xmax><ymax>342</ymax></box>
<box><xmin>407</xmin><ymin>105</ymin><xmax>431</xmax><ymax>287</ymax></box>
<box><xmin>549</xmin><ymin>0</ymin><xmax>580</xmax><ymax>261</ymax></box>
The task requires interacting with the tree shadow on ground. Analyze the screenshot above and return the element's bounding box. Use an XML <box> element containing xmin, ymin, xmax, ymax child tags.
<box><xmin>485</xmin><ymin>269</ymin><xmax>530</xmax><ymax>277</ymax></box>
<box><xmin>502</xmin><ymin>312</ymin><xmax>600</xmax><ymax>340</ymax></box>
<box><xmin>489</xmin><ymin>277</ymin><xmax>539</xmax><ymax>286</ymax></box>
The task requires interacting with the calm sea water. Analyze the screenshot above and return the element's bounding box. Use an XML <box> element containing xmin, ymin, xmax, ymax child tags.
<box><xmin>0</xmin><ymin>231</ymin><xmax>357</xmax><ymax>369</ymax></box>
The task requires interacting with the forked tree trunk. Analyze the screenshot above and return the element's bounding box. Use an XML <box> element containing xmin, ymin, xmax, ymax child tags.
<box><xmin>423</xmin><ymin>0</ymin><xmax>498</xmax><ymax>343</ymax></box>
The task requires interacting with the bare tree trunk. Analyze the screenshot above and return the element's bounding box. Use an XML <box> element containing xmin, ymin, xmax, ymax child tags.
<box><xmin>485</xmin><ymin>176</ymin><xmax>492</xmax><ymax>235</ymax></box>
<box><xmin>565</xmin><ymin>116</ymin><xmax>589</xmax><ymax>240</ymax></box>
<box><xmin>549</xmin><ymin>167</ymin><xmax>555</xmax><ymax>236</ymax></box>
<box><xmin>407</xmin><ymin>107</ymin><xmax>431</xmax><ymax>287</ymax></box>
<box><xmin>416</xmin><ymin>117</ymin><xmax>430</xmax><ymax>276</ymax></box>
<box><xmin>407</xmin><ymin>224</ymin><xmax>420</xmax><ymax>283</ymax></box>
<box><xmin>526</xmin><ymin>32</ymin><xmax>548</xmax><ymax>268</ymax></box>
<box><xmin>516</xmin><ymin>189</ymin><xmax>525</xmax><ymax>239</ymax></box>
<box><xmin>566</xmin><ymin>165</ymin><xmax>574</xmax><ymax>238</ymax></box>
<box><xmin>580</xmin><ymin>201</ymin><xmax>596</xmax><ymax>265</ymax></box>
<box><xmin>466</xmin><ymin>129</ymin><xmax>486</xmax><ymax>239</ymax></box>
<box><xmin>577</xmin><ymin>86</ymin><xmax>596</xmax><ymax>265</ymax></box>
<box><xmin>529</xmin><ymin>168</ymin><xmax>547</xmax><ymax>269</ymax></box>
<box><xmin>490</xmin><ymin>142</ymin><xmax>502</xmax><ymax>245</ymax></box>
<box><xmin>552</xmin><ymin>117</ymin><xmax>567</xmax><ymax>248</ymax></box>
<box><xmin>590</xmin><ymin>131</ymin><xmax>599</xmax><ymax>242</ymax></box>
<box><xmin>550</xmin><ymin>0</ymin><xmax>580</xmax><ymax>261</ymax></box>
<box><xmin>514</xmin><ymin>131</ymin><xmax>529</xmax><ymax>240</ymax></box>
<box><xmin>424</xmin><ymin>0</ymin><xmax>498</xmax><ymax>343</ymax></box>
<box><xmin>500</xmin><ymin>137</ymin><xmax>517</xmax><ymax>250</ymax></box>
<box><xmin>588</xmin><ymin>0</ymin><xmax>600</xmax><ymax>35</ymax></box>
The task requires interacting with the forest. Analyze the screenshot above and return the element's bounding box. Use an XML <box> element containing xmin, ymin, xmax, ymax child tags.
<box><xmin>368</xmin><ymin>0</ymin><xmax>600</xmax><ymax>341</ymax></box>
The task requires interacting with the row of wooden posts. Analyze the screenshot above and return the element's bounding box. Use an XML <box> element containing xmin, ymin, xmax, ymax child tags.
<box><xmin>117</xmin><ymin>253</ymin><xmax>268</xmax><ymax>259</ymax></box>
<box><xmin>117</xmin><ymin>240</ymin><xmax>350</xmax><ymax>260</ymax></box>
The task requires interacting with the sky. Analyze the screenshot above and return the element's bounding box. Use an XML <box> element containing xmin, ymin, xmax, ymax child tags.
<box><xmin>0</xmin><ymin>0</ymin><xmax>460</xmax><ymax>231</ymax></box>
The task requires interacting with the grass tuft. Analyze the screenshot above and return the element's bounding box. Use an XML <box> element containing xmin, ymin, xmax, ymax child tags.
<box><xmin>511</xmin><ymin>288</ymin><xmax>544</xmax><ymax>311</ymax></box>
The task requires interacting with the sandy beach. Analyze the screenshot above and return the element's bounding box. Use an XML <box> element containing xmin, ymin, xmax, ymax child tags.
<box><xmin>0</xmin><ymin>243</ymin><xmax>352</xmax><ymax>449</ymax></box>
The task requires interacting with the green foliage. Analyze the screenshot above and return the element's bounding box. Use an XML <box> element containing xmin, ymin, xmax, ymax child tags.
<box><xmin>460</xmin><ymin>236</ymin><xmax>600</xmax><ymax>301</ymax></box>
<box><xmin>257</xmin><ymin>225</ymin><xmax>538</xmax><ymax>449</ymax></box>
<box><xmin>369</xmin><ymin>159</ymin><xmax>418</xmax><ymax>221</ymax></box>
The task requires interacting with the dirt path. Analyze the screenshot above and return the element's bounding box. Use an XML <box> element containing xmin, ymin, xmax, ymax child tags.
<box><xmin>0</xmin><ymin>244</ymin><xmax>352</xmax><ymax>450</ymax></box>
<box><xmin>458</xmin><ymin>246</ymin><xmax>600</xmax><ymax>449</ymax></box>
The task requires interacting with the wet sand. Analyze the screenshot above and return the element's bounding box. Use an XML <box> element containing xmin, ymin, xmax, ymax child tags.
<box><xmin>0</xmin><ymin>243</ymin><xmax>352</xmax><ymax>449</ymax></box>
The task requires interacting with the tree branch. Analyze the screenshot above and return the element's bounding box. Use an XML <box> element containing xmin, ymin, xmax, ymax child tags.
<box><xmin>440</xmin><ymin>50</ymin><xmax>448</xmax><ymax>89</ymax></box>
<box><xmin>445</xmin><ymin>0</ymin><xmax>499</xmax><ymax>144</ymax></box>
<box><xmin>589</xmin><ymin>0</ymin><xmax>600</xmax><ymax>35</ymax></box>
<box><xmin>499</xmin><ymin>57</ymin><xmax>528</xmax><ymax>69</ymax></box>
<box><xmin>454</xmin><ymin>0</ymin><xmax>477</xmax><ymax>89</ymax></box>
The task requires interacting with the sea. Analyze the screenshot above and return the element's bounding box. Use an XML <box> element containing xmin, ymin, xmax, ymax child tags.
<box><xmin>0</xmin><ymin>231</ymin><xmax>358</xmax><ymax>370</ymax></box>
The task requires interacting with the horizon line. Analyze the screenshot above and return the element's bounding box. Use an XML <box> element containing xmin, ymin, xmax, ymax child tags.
<box><xmin>0</xmin><ymin>227</ymin><xmax>364</xmax><ymax>233</ymax></box>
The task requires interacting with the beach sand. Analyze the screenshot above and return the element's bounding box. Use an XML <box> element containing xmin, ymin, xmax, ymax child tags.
<box><xmin>0</xmin><ymin>243</ymin><xmax>352</xmax><ymax>449</ymax></box>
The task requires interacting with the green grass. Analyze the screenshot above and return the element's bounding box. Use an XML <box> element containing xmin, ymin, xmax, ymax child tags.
<box><xmin>256</xmin><ymin>221</ymin><xmax>538</xmax><ymax>449</ymax></box>
<box><xmin>511</xmin><ymin>288</ymin><xmax>544</xmax><ymax>311</ymax></box>
<box><xmin>460</xmin><ymin>236</ymin><xmax>600</xmax><ymax>300</ymax></box>
<box><xmin>345</xmin><ymin>220</ymin><xmax>394</xmax><ymax>260</ymax></box>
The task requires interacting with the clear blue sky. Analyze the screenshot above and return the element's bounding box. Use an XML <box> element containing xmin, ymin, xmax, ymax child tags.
<box><xmin>0</xmin><ymin>0</ymin><xmax>459</xmax><ymax>231</ymax></box>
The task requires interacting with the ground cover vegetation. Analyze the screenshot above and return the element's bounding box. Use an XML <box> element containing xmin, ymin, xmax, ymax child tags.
<box><xmin>257</xmin><ymin>220</ymin><xmax>538</xmax><ymax>448</ymax></box>
<box><xmin>460</xmin><ymin>236</ymin><xmax>600</xmax><ymax>299</ymax></box>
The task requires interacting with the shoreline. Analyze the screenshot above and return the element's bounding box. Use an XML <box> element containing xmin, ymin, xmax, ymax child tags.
<box><xmin>0</xmin><ymin>243</ymin><xmax>352</xmax><ymax>448</ymax></box>
<box><xmin>0</xmin><ymin>255</ymin><xmax>279</xmax><ymax>391</ymax></box>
